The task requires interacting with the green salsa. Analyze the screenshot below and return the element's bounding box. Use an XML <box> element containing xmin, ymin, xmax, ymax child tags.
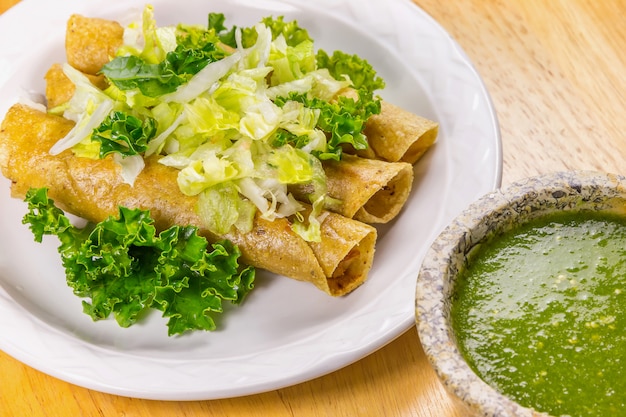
<box><xmin>452</xmin><ymin>211</ymin><xmax>626</xmax><ymax>416</ymax></box>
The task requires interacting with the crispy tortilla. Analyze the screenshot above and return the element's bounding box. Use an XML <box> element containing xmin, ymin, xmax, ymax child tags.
<box><xmin>291</xmin><ymin>154</ymin><xmax>414</xmax><ymax>223</ymax></box>
<box><xmin>338</xmin><ymin>89</ymin><xmax>439</xmax><ymax>164</ymax></box>
<box><xmin>0</xmin><ymin>104</ymin><xmax>376</xmax><ymax>296</ymax></box>
<box><xmin>361</xmin><ymin>100</ymin><xmax>439</xmax><ymax>164</ymax></box>
<box><xmin>65</xmin><ymin>14</ymin><xmax>124</xmax><ymax>75</ymax></box>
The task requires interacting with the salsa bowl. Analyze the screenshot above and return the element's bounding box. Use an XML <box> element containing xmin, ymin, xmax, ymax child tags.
<box><xmin>415</xmin><ymin>171</ymin><xmax>626</xmax><ymax>417</ymax></box>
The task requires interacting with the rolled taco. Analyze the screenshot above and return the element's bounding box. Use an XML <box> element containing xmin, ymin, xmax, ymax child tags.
<box><xmin>338</xmin><ymin>89</ymin><xmax>439</xmax><ymax>164</ymax></box>
<box><xmin>0</xmin><ymin>104</ymin><xmax>377</xmax><ymax>296</ymax></box>
<box><xmin>360</xmin><ymin>100</ymin><xmax>439</xmax><ymax>164</ymax></box>
<box><xmin>43</xmin><ymin>65</ymin><xmax>415</xmax><ymax>225</ymax></box>
<box><xmin>291</xmin><ymin>154</ymin><xmax>414</xmax><ymax>223</ymax></box>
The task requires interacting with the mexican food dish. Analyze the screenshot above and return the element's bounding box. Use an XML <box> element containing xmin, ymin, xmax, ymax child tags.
<box><xmin>0</xmin><ymin>6</ymin><xmax>438</xmax><ymax>334</ymax></box>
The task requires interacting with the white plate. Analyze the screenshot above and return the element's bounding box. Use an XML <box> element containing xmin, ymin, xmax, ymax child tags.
<box><xmin>0</xmin><ymin>0</ymin><xmax>501</xmax><ymax>400</ymax></box>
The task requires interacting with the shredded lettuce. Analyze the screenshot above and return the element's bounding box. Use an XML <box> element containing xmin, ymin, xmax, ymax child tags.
<box><xmin>291</xmin><ymin>195</ymin><xmax>325</xmax><ymax>243</ymax></box>
<box><xmin>22</xmin><ymin>188</ymin><xmax>255</xmax><ymax>336</ymax></box>
<box><xmin>51</xmin><ymin>5</ymin><xmax>387</xmax><ymax>242</ymax></box>
<box><xmin>274</xmin><ymin>92</ymin><xmax>373</xmax><ymax>160</ymax></box>
<box><xmin>160</xmin><ymin>52</ymin><xmax>241</xmax><ymax>103</ymax></box>
<box><xmin>197</xmin><ymin>182</ymin><xmax>256</xmax><ymax>234</ymax></box>
<box><xmin>49</xmin><ymin>64</ymin><xmax>116</xmax><ymax>156</ymax></box>
<box><xmin>136</xmin><ymin>4</ymin><xmax>173</xmax><ymax>63</ymax></box>
<box><xmin>113</xmin><ymin>153</ymin><xmax>145</xmax><ymax>186</ymax></box>
<box><xmin>102</xmin><ymin>5</ymin><xmax>228</xmax><ymax>98</ymax></box>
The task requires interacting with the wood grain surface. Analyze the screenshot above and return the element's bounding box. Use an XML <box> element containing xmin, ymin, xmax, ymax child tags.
<box><xmin>1</xmin><ymin>0</ymin><xmax>625</xmax><ymax>416</ymax></box>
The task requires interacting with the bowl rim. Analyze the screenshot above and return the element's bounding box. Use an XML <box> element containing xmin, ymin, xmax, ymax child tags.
<box><xmin>414</xmin><ymin>170</ymin><xmax>626</xmax><ymax>417</ymax></box>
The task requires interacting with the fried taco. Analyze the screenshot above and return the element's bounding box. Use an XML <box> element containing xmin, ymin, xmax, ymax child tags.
<box><xmin>0</xmin><ymin>104</ymin><xmax>377</xmax><ymax>296</ymax></box>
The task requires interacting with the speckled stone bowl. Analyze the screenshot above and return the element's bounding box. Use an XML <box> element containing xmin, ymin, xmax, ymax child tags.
<box><xmin>415</xmin><ymin>170</ymin><xmax>626</xmax><ymax>417</ymax></box>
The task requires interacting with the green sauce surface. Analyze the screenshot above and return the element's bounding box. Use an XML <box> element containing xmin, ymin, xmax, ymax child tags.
<box><xmin>452</xmin><ymin>211</ymin><xmax>626</xmax><ymax>416</ymax></box>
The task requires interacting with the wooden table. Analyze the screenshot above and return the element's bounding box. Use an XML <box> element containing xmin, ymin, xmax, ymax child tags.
<box><xmin>1</xmin><ymin>0</ymin><xmax>625</xmax><ymax>415</ymax></box>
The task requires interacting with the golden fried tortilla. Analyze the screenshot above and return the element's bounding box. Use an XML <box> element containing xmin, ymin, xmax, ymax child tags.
<box><xmin>65</xmin><ymin>14</ymin><xmax>124</xmax><ymax>75</ymax></box>
<box><xmin>291</xmin><ymin>154</ymin><xmax>413</xmax><ymax>223</ymax></box>
<box><xmin>362</xmin><ymin>100</ymin><xmax>439</xmax><ymax>164</ymax></box>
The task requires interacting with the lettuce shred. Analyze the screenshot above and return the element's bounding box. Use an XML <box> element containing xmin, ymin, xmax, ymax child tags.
<box><xmin>22</xmin><ymin>187</ymin><xmax>255</xmax><ymax>336</ymax></box>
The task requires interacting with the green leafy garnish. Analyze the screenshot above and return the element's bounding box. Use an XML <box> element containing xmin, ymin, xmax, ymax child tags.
<box><xmin>269</xmin><ymin>129</ymin><xmax>311</xmax><ymax>150</ymax></box>
<box><xmin>167</xmin><ymin>41</ymin><xmax>228</xmax><ymax>75</ymax></box>
<box><xmin>261</xmin><ymin>15</ymin><xmax>312</xmax><ymax>47</ymax></box>
<box><xmin>316</xmin><ymin>49</ymin><xmax>386</xmax><ymax>97</ymax></box>
<box><xmin>91</xmin><ymin>111</ymin><xmax>157</xmax><ymax>158</ymax></box>
<box><xmin>22</xmin><ymin>187</ymin><xmax>255</xmax><ymax>336</ymax></box>
<box><xmin>207</xmin><ymin>12</ymin><xmax>241</xmax><ymax>48</ymax></box>
<box><xmin>274</xmin><ymin>92</ymin><xmax>377</xmax><ymax>160</ymax></box>
<box><xmin>101</xmin><ymin>42</ymin><xmax>226</xmax><ymax>98</ymax></box>
<box><xmin>209</xmin><ymin>13</ymin><xmax>311</xmax><ymax>49</ymax></box>
<box><xmin>100</xmin><ymin>5</ymin><xmax>228</xmax><ymax>98</ymax></box>
<box><xmin>101</xmin><ymin>55</ymin><xmax>182</xmax><ymax>97</ymax></box>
